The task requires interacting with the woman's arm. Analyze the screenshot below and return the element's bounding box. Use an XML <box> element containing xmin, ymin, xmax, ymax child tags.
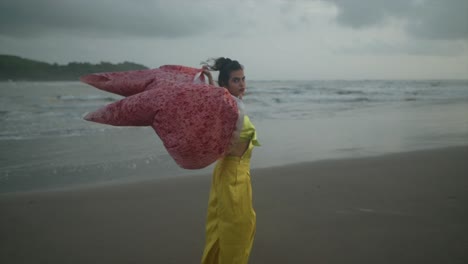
<box><xmin>202</xmin><ymin>66</ymin><xmax>215</xmax><ymax>86</ymax></box>
<box><xmin>226</xmin><ymin>140</ymin><xmax>250</xmax><ymax>157</ymax></box>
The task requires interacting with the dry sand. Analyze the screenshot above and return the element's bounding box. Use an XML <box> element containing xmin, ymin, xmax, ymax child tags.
<box><xmin>1</xmin><ymin>146</ymin><xmax>467</xmax><ymax>264</ymax></box>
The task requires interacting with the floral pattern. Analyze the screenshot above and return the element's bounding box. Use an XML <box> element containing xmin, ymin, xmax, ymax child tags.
<box><xmin>81</xmin><ymin>65</ymin><xmax>239</xmax><ymax>169</ymax></box>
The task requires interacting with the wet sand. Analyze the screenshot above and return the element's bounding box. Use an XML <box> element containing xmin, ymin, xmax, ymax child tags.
<box><xmin>1</xmin><ymin>146</ymin><xmax>467</xmax><ymax>264</ymax></box>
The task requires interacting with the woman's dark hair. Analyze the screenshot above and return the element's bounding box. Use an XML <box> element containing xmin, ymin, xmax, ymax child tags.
<box><xmin>203</xmin><ymin>57</ymin><xmax>243</xmax><ymax>87</ymax></box>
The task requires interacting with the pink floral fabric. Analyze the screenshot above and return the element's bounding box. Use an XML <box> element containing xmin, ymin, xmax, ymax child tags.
<box><xmin>80</xmin><ymin>65</ymin><xmax>203</xmax><ymax>97</ymax></box>
<box><xmin>81</xmin><ymin>65</ymin><xmax>239</xmax><ymax>169</ymax></box>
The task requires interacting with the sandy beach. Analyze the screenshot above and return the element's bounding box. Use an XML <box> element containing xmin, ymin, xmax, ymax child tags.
<box><xmin>1</xmin><ymin>146</ymin><xmax>467</xmax><ymax>264</ymax></box>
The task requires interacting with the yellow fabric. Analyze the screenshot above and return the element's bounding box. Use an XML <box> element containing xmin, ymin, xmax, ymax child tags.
<box><xmin>239</xmin><ymin>115</ymin><xmax>260</xmax><ymax>147</ymax></box>
<box><xmin>201</xmin><ymin>121</ymin><xmax>259</xmax><ymax>264</ymax></box>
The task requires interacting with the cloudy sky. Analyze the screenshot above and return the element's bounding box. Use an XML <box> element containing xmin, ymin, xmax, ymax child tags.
<box><xmin>1</xmin><ymin>0</ymin><xmax>467</xmax><ymax>80</ymax></box>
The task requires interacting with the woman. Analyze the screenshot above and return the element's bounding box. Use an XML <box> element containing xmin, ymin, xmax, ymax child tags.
<box><xmin>201</xmin><ymin>57</ymin><xmax>260</xmax><ymax>264</ymax></box>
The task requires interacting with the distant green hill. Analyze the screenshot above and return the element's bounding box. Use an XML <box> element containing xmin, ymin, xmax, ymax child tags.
<box><xmin>0</xmin><ymin>54</ymin><xmax>149</xmax><ymax>81</ymax></box>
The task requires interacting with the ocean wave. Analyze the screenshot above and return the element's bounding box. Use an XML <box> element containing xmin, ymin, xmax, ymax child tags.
<box><xmin>336</xmin><ymin>90</ymin><xmax>366</xmax><ymax>95</ymax></box>
<box><xmin>272</xmin><ymin>98</ymin><xmax>284</xmax><ymax>103</ymax></box>
<box><xmin>242</xmin><ymin>98</ymin><xmax>270</xmax><ymax>107</ymax></box>
<box><xmin>348</xmin><ymin>97</ymin><xmax>371</xmax><ymax>102</ymax></box>
<box><xmin>56</xmin><ymin>95</ymin><xmax>117</xmax><ymax>102</ymax></box>
<box><xmin>245</xmin><ymin>95</ymin><xmax>376</xmax><ymax>106</ymax></box>
<box><xmin>0</xmin><ymin>127</ymin><xmax>105</xmax><ymax>141</ymax></box>
<box><xmin>309</xmin><ymin>97</ymin><xmax>372</xmax><ymax>104</ymax></box>
<box><xmin>1</xmin><ymin>80</ymin><xmax>467</xmax><ymax>140</ymax></box>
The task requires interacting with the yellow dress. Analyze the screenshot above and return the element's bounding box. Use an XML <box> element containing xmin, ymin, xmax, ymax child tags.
<box><xmin>201</xmin><ymin>115</ymin><xmax>260</xmax><ymax>264</ymax></box>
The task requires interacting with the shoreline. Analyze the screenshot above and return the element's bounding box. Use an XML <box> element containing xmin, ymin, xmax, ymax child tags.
<box><xmin>2</xmin><ymin>144</ymin><xmax>467</xmax><ymax>195</ymax></box>
<box><xmin>1</xmin><ymin>145</ymin><xmax>467</xmax><ymax>263</ymax></box>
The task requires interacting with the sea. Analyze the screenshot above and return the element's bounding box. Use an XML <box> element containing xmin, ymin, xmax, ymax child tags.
<box><xmin>1</xmin><ymin>80</ymin><xmax>467</xmax><ymax>193</ymax></box>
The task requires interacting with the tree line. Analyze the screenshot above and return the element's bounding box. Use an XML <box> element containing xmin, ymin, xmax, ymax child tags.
<box><xmin>0</xmin><ymin>54</ymin><xmax>149</xmax><ymax>81</ymax></box>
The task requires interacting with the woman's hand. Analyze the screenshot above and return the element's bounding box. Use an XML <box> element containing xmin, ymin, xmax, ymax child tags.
<box><xmin>202</xmin><ymin>66</ymin><xmax>215</xmax><ymax>86</ymax></box>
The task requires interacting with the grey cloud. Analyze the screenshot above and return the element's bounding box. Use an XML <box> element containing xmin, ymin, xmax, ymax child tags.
<box><xmin>320</xmin><ymin>0</ymin><xmax>411</xmax><ymax>28</ymax></box>
<box><xmin>336</xmin><ymin>39</ymin><xmax>466</xmax><ymax>57</ymax></box>
<box><xmin>0</xmin><ymin>0</ymin><xmax>220</xmax><ymax>38</ymax></box>
<box><xmin>408</xmin><ymin>0</ymin><xmax>468</xmax><ymax>40</ymax></box>
<box><xmin>321</xmin><ymin>0</ymin><xmax>468</xmax><ymax>40</ymax></box>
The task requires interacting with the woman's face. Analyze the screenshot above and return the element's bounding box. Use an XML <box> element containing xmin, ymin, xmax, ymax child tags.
<box><xmin>225</xmin><ymin>69</ymin><xmax>246</xmax><ymax>99</ymax></box>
